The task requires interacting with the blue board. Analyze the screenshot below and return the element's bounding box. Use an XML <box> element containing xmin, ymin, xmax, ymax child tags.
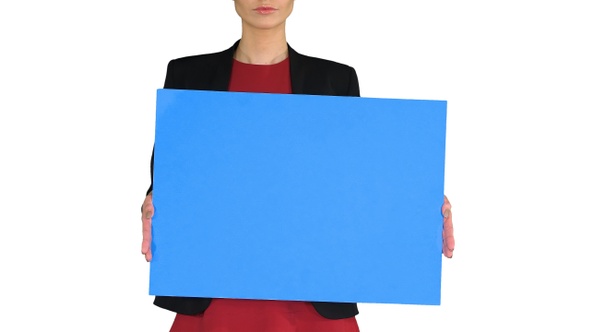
<box><xmin>149</xmin><ymin>89</ymin><xmax>446</xmax><ymax>305</ymax></box>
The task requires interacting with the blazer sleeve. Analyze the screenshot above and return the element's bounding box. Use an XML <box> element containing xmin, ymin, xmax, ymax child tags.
<box><xmin>347</xmin><ymin>66</ymin><xmax>361</xmax><ymax>97</ymax></box>
<box><xmin>146</xmin><ymin>60</ymin><xmax>177</xmax><ymax>196</ymax></box>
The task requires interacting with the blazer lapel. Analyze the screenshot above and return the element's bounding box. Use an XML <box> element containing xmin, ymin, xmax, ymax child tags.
<box><xmin>211</xmin><ymin>41</ymin><xmax>240</xmax><ymax>91</ymax></box>
<box><xmin>288</xmin><ymin>45</ymin><xmax>307</xmax><ymax>95</ymax></box>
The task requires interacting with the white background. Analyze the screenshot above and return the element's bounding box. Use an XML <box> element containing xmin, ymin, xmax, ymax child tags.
<box><xmin>1</xmin><ymin>1</ymin><xmax>589</xmax><ymax>331</ymax></box>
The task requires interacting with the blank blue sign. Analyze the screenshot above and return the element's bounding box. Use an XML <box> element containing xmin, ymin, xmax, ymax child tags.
<box><xmin>149</xmin><ymin>89</ymin><xmax>446</xmax><ymax>305</ymax></box>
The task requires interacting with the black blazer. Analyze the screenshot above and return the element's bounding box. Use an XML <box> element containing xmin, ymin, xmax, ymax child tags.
<box><xmin>148</xmin><ymin>40</ymin><xmax>361</xmax><ymax>320</ymax></box>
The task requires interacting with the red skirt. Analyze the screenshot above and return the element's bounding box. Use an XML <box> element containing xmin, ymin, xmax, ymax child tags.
<box><xmin>169</xmin><ymin>299</ymin><xmax>359</xmax><ymax>332</ymax></box>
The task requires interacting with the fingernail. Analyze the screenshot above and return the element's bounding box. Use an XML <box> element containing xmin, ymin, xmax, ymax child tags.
<box><xmin>443</xmin><ymin>210</ymin><xmax>449</xmax><ymax>218</ymax></box>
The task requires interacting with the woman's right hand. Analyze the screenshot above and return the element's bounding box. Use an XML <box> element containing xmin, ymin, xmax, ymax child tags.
<box><xmin>141</xmin><ymin>192</ymin><xmax>154</xmax><ymax>262</ymax></box>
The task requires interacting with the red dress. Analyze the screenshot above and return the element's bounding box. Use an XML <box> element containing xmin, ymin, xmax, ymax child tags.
<box><xmin>169</xmin><ymin>58</ymin><xmax>359</xmax><ymax>332</ymax></box>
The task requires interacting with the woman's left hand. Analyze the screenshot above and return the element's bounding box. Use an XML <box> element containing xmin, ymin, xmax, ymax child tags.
<box><xmin>442</xmin><ymin>195</ymin><xmax>455</xmax><ymax>258</ymax></box>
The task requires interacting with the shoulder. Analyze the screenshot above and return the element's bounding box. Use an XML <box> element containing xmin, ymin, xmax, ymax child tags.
<box><xmin>163</xmin><ymin>45</ymin><xmax>235</xmax><ymax>90</ymax></box>
<box><xmin>166</xmin><ymin>46</ymin><xmax>232</xmax><ymax>75</ymax></box>
<box><xmin>168</xmin><ymin>48</ymin><xmax>230</xmax><ymax>69</ymax></box>
<box><xmin>167</xmin><ymin>40</ymin><xmax>238</xmax><ymax>71</ymax></box>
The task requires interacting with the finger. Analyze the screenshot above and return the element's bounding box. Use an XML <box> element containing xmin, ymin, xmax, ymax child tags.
<box><xmin>443</xmin><ymin>209</ymin><xmax>455</xmax><ymax>256</ymax></box>
<box><xmin>141</xmin><ymin>214</ymin><xmax>152</xmax><ymax>256</ymax></box>
<box><xmin>143</xmin><ymin>207</ymin><xmax>153</xmax><ymax>220</ymax></box>
<box><xmin>443</xmin><ymin>220</ymin><xmax>455</xmax><ymax>254</ymax></box>
<box><xmin>141</xmin><ymin>193</ymin><xmax>154</xmax><ymax>262</ymax></box>
<box><xmin>142</xmin><ymin>194</ymin><xmax>154</xmax><ymax>219</ymax></box>
<box><xmin>443</xmin><ymin>233</ymin><xmax>455</xmax><ymax>258</ymax></box>
<box><xmin>443</xmin><ymin>240</ymin><xmax>454</xmax><ymax>258</ymax></box>
<box><xmin>442</xmin><ymin>196</ymin><xmax>452</xmax><ymax>217</ymax></box>
<box><xmin>443</xmin><ymin>195</ymin><xmax>451</xmax><ymax>208</ymax></box>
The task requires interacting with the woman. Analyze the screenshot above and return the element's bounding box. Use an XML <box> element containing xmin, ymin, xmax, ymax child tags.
<box><xmin>141</xmin><ymin>1</ymin><xmax>455</xmax><ymax>331</ymax></box>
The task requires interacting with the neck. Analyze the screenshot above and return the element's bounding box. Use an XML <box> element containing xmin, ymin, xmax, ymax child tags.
<box><xmin>235</xmin><ymin>25</ymin><xmax>288</xmax><ymax>65</ymax></box>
